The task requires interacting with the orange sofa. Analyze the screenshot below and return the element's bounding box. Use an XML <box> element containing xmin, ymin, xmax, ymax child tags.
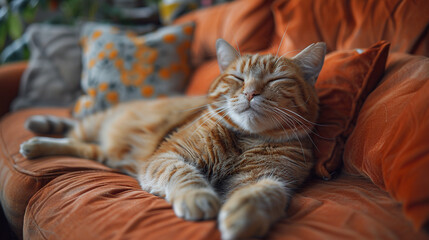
<box><xmin>1</xmin><ymin>0</ymin><xmax>429</xmax><ymax>239</ymax></box>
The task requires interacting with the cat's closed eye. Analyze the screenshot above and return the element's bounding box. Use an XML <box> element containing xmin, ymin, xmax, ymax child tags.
<box><xmin>232</xmin><ymin>75</ymin><xmax>244</xmax><ymax>82</ymax></box>
<box><xmin>267</xmin><ymin>77</ymin><xmax>293</xmax><ymax>83</ymax></box>
<box><xmin>267</xmin><ymin>77</ymin><xmax>296</xmax><ymax>87</ymax></box>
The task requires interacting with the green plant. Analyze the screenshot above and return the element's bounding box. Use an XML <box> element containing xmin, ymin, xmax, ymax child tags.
<box><xmin>0</xmin><ymin>0</ymin><xmax>37</xmax><ymax>50</ymax></box>
<box><xmin>0</xmin><ymin>0</ymin><xmax>104</xmax><ymax>51</ymax></box>
<box><xmin>0</xmin><ymin>0</ymin><xmax>165</xmax><ymax>52</ymax></box>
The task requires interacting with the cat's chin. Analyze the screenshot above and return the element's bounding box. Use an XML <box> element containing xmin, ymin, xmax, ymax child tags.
<box><xmin>229</xmin><ymin>109</ymin><xmax>273</xmax><ymax>134</ymax></box>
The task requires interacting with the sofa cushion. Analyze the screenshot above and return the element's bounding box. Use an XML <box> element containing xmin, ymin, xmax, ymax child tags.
<box><xmin>343</xmin><ymin>53</ymin><xmax>429</xmax><ymax>230</ymax></box>
<box><xmin>186</xmin><ymin>59</ymin><xmax>219</xmax><ymax>96</ymax></box>
<box><xmin>185</xmin><ymin>42</ymin><xmax>390</xmax><ymax>180</ymax></box>
<box><xmin>272</xmin><ymin>0</ymin><xmax>429</xmax><ymax>57</ymax></box>
<box><xmin>23</xmin><ymin>171</ymin><xmax>427</xmax><ymax>239</ymax></box>
<box><xmin>0</xmin><ymin>61</ymin><xmax>27</xmax><ymax>117</ymax></box>
<box><xmin>73</xmin><ymin>22</ymin><xmax>194</xmax><ymax>118</ymax></box>
<box><xmin>312</xmin><ymin>41</ymin><xmax>389</xmax><ymax>179</ymax></box>
<box><xmin>1</xmin><ymin>108</ymin><xmax>113</xmax><ymax>176</ymax></box>
<box><xmin>174</xmin><ymin>0</ymin><xmax>275</xmax><ymax>66</ymax></box>
<box><xmin>0</xmin><ymin>108</ymin><xmax>113</xmax><ymax>237</ymax></box>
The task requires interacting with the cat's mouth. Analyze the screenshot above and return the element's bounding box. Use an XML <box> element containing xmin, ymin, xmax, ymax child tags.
<box><xmin>239</xmin><ymin>101</ymin><xmax>263</xmax><ymax>114</ymax></box>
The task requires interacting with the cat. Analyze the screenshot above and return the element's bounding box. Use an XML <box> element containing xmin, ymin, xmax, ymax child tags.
<box><xmin>20</xmin><ymin>38</ymin><xmax>326</xmax><ymax>240</ymax></box>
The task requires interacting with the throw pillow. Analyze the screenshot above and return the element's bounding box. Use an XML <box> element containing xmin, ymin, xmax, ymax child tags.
<box><xmin>343</xmin><ymin>53</ymin><xmax>429</xmax><ymax>230</ymax></box>
<box><xmin>73</xmin><ymin>22</ymin><xmax>194</xmax><ymax>118</ymax></box>
<box><xmin>11</xmin><ymin>24</ymin><xmax>82</xmax><ymax>111</ymax></box>
<box><xmin>313</xmin><ymin>41</ymin><xmax>390</xmax><ymax>179</ymax></box>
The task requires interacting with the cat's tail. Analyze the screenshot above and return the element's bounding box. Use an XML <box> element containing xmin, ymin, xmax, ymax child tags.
<box><xmin>25</xmin><ymin>115</ymin><xmax>76</xmax><ymax>135</ymax></box>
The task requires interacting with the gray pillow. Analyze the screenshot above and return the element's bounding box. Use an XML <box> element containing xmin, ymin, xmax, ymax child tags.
<box><xmin>11</xmin><ymin>24</ymin><xmax>82</xmax><ymax>111</ymax></box>
<box><xmin>72</xmin><ymin>22</ymin><xmax>194</xmax><ymax>118</ymax></box>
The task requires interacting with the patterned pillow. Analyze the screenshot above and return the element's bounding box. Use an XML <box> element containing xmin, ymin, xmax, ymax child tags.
<box><xmin>73</xmin><ymin>22</ymin><xmax>195</xmax><ymax>118</ymax></box>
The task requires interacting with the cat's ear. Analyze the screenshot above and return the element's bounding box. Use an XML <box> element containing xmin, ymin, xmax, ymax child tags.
<box><xmin>292</xmin><ymin>42</ymin><xmax>326</xmax><ymax>85</ymax></box>
<box><xmin>216</xmin><ymin>39</ymin><xmax>240</xmax><ymax>72</ymax></box>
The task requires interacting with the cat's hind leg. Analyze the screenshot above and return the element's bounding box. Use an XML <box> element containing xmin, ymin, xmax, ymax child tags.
<box><xmin>25</xmin><ymin>115</ymin><xmax>76</xmax><ymax>135</ymax></box>
<box><xmin>21</xmin><ymin>113</ymin><xmax>106</xmax><ymax>160</ymax></box>
<box><xmin>20</xmin><ymin>137</ymin><xmax>105</xmax><ymax>161</ymax></box>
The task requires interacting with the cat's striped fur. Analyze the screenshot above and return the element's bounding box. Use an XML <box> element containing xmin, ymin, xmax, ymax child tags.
<box><xmin>21</xmin><ymin>39</ymin><xmax>326</xmax><ymax>240</ymax></box>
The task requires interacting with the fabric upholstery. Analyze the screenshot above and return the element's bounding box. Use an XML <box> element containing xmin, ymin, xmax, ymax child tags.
<box><xmin>0</xmin><ymin>108</ymin><xmax>113</xmax><ymax>238</ymax></box>
<box><xmin>272</xmin><ymin>0</ymin><xmax>429</xmax><ymax>57</ymax></box>
<box><xmin>11</xmin><ymin>24</ymin><xmax>82</xmax><ymax>111</ymax></box>
<box><xmin>186</xmin><ymin>59</ymin><xmax>219</xmax><ymax>96</ymax></box>
<box><xmin>174</xmin><ymin>0</ymin><xmax>275</xmax><ymax>66</ymax></box>
<box><xmin>23</xmin><ymin>170</ymin><xmax>428</xmax><ymax>240</ymax></box>
<box><xmin>313</xmin><ymin>41</ymin><xmax>390</xmax><ymax>179</ymax></box>
<box><xmin>1</xmin><ymin>0</ymin><xmax>429</xmax><ymax>238</ymax></box>
<box><xmin>343</xmin><ymin>53</ymin><xmax>429</xmax><ymax>230</ymax></box>
<box><xmin>0</xmin><ymin>62</ymin><xmax>27</xmax><ymax>117</ymax></box>
<box><xmin>74</xmin><ymin>22</ymin><xmax>194</xmax><ymax>118</ymax></box>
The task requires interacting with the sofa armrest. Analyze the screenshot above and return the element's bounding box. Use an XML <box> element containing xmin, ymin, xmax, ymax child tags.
<box><xmin>0</xmin><ymin>61</ymin><xmax>27</xmax><ymax>117</ymax></box>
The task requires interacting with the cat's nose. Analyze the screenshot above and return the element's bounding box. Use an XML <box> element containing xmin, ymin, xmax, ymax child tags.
<box><xmin>244</xmin><ymin>91</ymin><xmax>260</xmax><ymax>101</ymax></box>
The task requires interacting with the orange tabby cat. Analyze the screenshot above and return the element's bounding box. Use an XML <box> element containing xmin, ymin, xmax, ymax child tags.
<box><xmin>21</xmin><ymin>39</ymin><xmax>326</xmax><ymax>240</ymax></box>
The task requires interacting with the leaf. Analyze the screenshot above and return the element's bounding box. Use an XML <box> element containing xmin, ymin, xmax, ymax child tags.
<box><xmin>7</xmin><ymin>12</ymin><xmax>23</xmax><ymax>40</ymax></box>
<box><xmin>0</xmin><ymin>21</ymin><xmax>7</xmax><ymax>50</ymax></box>
<box><xmin>22</xmin><ymin>4</ymin><xmax>38</xmax><ymax>22</ymax></box>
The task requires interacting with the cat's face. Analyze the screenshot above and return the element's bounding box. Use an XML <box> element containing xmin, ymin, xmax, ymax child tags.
<box><xmin>208</xmin><ymin>39</ymin><xmax>326</xmax><ymax>140</ymax></box>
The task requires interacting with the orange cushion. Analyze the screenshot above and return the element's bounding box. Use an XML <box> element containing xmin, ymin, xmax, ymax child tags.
<box><xmin>174</xmin><ymin>0</ymin><xmax>275</xmax><ymax>66</ymax></box>
<box><xmin>313</xmin><ymin>41</ymin><xmax>390</xmax><ymax>179</ymax></box>
<box><xmin>1</xmin><ymin>108</ymin><xmax>112</xmax><ymax>177</ymax></box>
<box><xmin>186</xmin><ymin>59</ymin><xmax>219</xmax><ymax>96</ymax></box>
<box><xmin>343</xmin><ymin>53</ymin><xmax>429</xmax><ymax>230</ymax></box>
<box><xmin>23</xmin><ymin>171</ymin><xmax>427</xmax><ymax>239</ymax></box>
<box><xmin>0</xmin><ymin>108</ymin><xmax>113</xmax><ymax>237</ymax></box>
<box><xmin>272</xmin><ymin>0</ymin><xmax>429</xmax><ymax>57</ymax></box>
<box><xmin>0</xmin><ymin>61</ymin><xmax>27</xmax><ymax>117</ymax></box>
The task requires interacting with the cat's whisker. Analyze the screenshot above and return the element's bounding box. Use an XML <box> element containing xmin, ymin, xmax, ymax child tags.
<box><xmin>275</xmin><ymin>23</ymin><xmax>290</xmax><ymax>58</ymax></box>
<box><xmin>271</xmin><ymin>108</ymin><xmax>298</xmax><ymax>130</ymax></box>
<box><xmin>269</xmin><ymin>114</ymin><xmax>290</xmax><ymax>141</ymax></box>
<box><xmin>179</xmin><ymin>99</ymin><xmax>229</xmax><ymax>113</ymax></box>
<box><xmin>272</xmin><ymin>107</ymin><xmax>315</xmax><ymax>153</ymax></box>
<box><xmin>205</xmin><ymin>107</ymin><xmax>229</xmax><ymax>130</ymax></box>
<box><xmin>213</xmin><ymin>109</ymin><xmax>230</xmax><ymax>128</ymax></box>
<box><xmin>278</xmin><ymin>49</ymin><xmax>301</xmax><ymax>59</ymax></box>
<box><xmin>182</xmin><ymin>107</ymin><xmax>223</xmax><ymax>132</ymax></box>
<box><xmin>274</xmin><ymin>107</ymin><xmax>332</xmax><ymax>142</ymax></box>
<box><xmin>188</xmin><ymin>112</ymin><xmax>219</xmax><ymax>136</ymax></box>
<box><xmin>270</xmin><ymin>109</ymin><xmax>307</xmax><ymax>163</ymax></box>
<box><xmin>180</xmin><ymin>100</ymin><xmax>230</xmax><ymax>132</ymax></box>
<box><xmin>274</xmin><ymin>108</ymin><xmax>309</xmax><ymax>132</ymax></box>
<box><xmin>272</xmin><ymin>110</ymin><xmax>305</xmax><ymax>143</ymax></box>
<box><xmin>235</xmin><ymin>39</ymin><xmax>242</xmax><ymax>57</ymax></box>
<box><xmin>289</xmin><ymin>95</ymin><xmax>312</xmax><ymax>108</ymax></box>
<box><xmin>273</xmin><ymin>108</ymin><xmax>320</xmax><ymax>151</ymax></box>
<box><xmin>277</xmin><ymin>107</ymin><xmax>323</xmax><ymax>126</ymax></box>
<box><xmin>179</xmin><ymin>103</ymin><xmax>210</xmax><ymax>113</ymax></box>
<box><xmin>190</xmin><ymin>107</ymin><xmax>228</xmax><ymax>136</ymax></box>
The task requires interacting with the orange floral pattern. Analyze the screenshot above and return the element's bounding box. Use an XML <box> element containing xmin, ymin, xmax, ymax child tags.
<box><xmin>73</xmin><ymin>22</ymin><xmax>195</xmax><ymax>118</ymax></box>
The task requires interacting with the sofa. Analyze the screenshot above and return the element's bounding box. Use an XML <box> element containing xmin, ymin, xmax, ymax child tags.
<box><xmin>1</xmin><ymin>0</ymin><xmax>429</xmax><ymax>239</ymax></box>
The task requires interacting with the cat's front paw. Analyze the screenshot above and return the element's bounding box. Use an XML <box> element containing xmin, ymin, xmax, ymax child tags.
<box><xmin>172</xmin><ymin>188</ymin><xmax>220</xmax><ymax>221</ymax></box>
<box><xmin>219</xmin><ymin>199</ymin><xmax>271</xmax><ymax>240</ymax></box>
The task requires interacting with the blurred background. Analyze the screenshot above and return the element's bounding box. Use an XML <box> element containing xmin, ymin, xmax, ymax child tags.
<box><xmin>0</xmin><ymin>0</ymin><xmax>232</xmax><ymax>64</ymax></box>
